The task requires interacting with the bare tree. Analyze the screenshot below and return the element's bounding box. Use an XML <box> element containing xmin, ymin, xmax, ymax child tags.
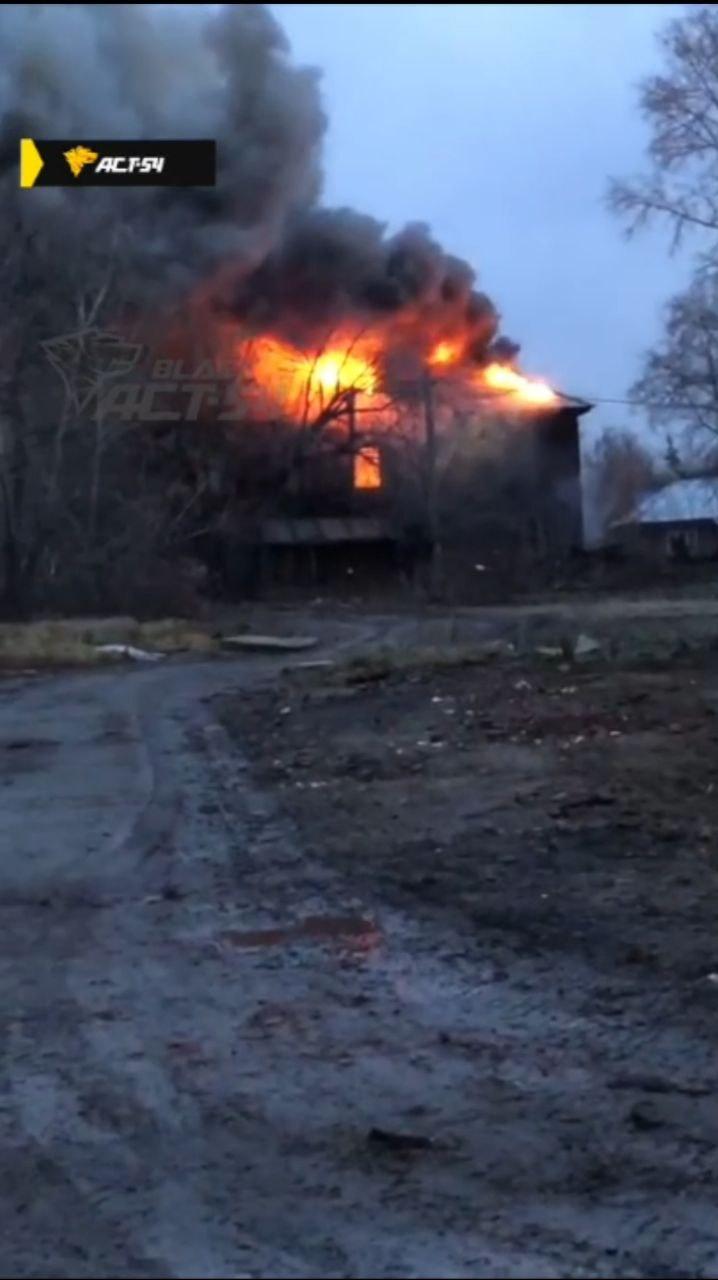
<box><xmin>588</xmin><ymin>428</ymin><xmax>660</xmax><ymax>536</ymax></box>
<box><xmin>631</xmin><ymin>271</ymin><xmax>718</xmax><ymax>448</ymax></box>
<box><xmin>608</xmin><ymin>7</ymin><xmax>718</xmax><ymax>466</ymax></box>
<box><xmin>0</xmin><ymin>201</ymin><xmax>223</xmax><ymax>615</ymax></box>
<box><xmin>609</xmin><ymin>6</ymin><xmax>718</xmax><ymax>251</ymax></box>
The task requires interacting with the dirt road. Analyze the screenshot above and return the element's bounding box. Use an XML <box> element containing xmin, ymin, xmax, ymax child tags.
<box><xmin>1</xmin><ymin>621</ymin><xmax>717</xmax><ymax>1278</ymax></box>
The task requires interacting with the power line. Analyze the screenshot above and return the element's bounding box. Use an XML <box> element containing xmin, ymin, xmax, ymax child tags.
<box><xmin>567</xmin><ymin>393</ymin><xmax>717</xmax><ymax>412</ymax></box>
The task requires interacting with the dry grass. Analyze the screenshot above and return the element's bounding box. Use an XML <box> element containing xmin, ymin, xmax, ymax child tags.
<box><xmin>136</xmin><ymin>619</ymin><xmax>215</xmax><ymax>653</ymax></box>
<box><xmin>0</xmin><ymin>617</ymin><xmax>218</xmax><ymax>668</ymax></box>
<box><xmin>0</xmin><ymin>624</ymin><xmax>116</xmax><ymax>668</ymax></box>
<box><xmin>331</xmin><ymin>639</ymin><xmax>516</xmax><ymax>686</ymax></box>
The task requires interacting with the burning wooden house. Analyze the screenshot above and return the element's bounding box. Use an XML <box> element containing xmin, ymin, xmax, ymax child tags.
<box><xmin>228</xmin><ymin>333</ymin><xmax>590</xmax><ymax>595</ymax></box>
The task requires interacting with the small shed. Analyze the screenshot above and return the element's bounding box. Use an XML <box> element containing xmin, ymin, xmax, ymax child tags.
<box><xmin>613</xmin><ymin>478</ymin><xmax>718</xmax><ymax>560</ymax></box>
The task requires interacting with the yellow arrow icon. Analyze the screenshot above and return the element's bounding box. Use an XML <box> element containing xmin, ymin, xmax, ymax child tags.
<box><xmin>19</xmin><ymin>138</ymin><xmax>44</xmax><ymax>189</ymax></box>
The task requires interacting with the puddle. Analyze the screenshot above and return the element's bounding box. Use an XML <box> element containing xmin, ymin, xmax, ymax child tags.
<box><xmin>219</xmin><ymin>914</ymin><xmax>380</xmax><ymax>951</ymax></box>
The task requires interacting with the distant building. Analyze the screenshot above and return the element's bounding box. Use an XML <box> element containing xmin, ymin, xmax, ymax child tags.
<box><xmin>612</xmin><ymin>477</ymin><xmax>718</xmax><ymax>560</ymax></box>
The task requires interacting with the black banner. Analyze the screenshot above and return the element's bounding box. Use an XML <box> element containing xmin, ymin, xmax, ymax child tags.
<box><xmin>20</xmin><ymin>139</ymin><xmax>216</xmax><ymax>188</ymax></box>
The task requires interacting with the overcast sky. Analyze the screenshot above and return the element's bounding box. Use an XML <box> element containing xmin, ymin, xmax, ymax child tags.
<box><xmin>272</xmin><ymin>2</ymin><xmax>692</xmax><ymax>443</ymax></box>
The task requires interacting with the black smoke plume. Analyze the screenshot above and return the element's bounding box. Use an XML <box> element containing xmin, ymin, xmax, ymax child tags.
<box><xmin>1</xmin><ymin>3</ymin><xmax>515</xmax><ymax>362</ymax></box>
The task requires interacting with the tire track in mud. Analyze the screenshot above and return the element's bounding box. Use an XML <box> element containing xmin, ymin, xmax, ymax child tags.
<box><xmin>0</xmin><ymin>620</ymin><xmax>386</xmax><ymax>1278</ymax></box>
<box><xmin>1</xmin><ymin>614</ymin><xmax>717</xmax><ymax>1277</ymax></box>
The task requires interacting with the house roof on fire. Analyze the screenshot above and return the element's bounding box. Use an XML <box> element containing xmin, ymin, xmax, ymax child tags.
<box><xmin>619</xmin><ymin>477</ymin><xmax>718</xmax><ymax>526</ymax></box>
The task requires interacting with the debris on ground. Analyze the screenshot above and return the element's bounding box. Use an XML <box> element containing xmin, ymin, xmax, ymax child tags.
<box><xmin>367</xmin><ymin>1127</ymin><xmax>434</xmax><ymax>1151</ymax></box>
<box><xmin>535</xmin><ymin>644</ymin><xmax>564</xmax><ymax>659</ymax></box>
<box><xmin>221</xmin><ymin>633</ymin><xmax>319</xmax><ymax>652</ymax></box>
<box><xmin>574</xmin><ymin>632</ymin><xmax>603</xmax><ymax>659</ymax></box>
<box><xmin>95</xmin><ymin>644</ymin><xmax>165</xmax><ymax>662</ymax></box>
<box><xmin>286</xmin><ymin>658</ymin><xmax>335</xmax><ymax>671</ymax></box>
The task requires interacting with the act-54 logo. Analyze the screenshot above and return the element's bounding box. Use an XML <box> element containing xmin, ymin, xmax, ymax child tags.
<box><xmin>20</xmin><ymin>138</ymin><xmax>215</xmax><ymax>188</ymax></box>
<box><xmin>42</xmin><ymin>327</ymin><xmax>244</xmax><ymax>424</ymax></box>
<box><xmin>63</xmin><ymin>145</ymin><xmax>165</xmax><ymax>178</ymax></box>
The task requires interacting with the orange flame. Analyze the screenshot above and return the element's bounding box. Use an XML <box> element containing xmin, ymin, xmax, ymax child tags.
<box><xmin>353</xmin><ymin>446</ymin><xmax>382</xmax><ymax>490</ymax></box>
<box><xmin>245</xmin><ymin>335</ymin><xmax>377</xmax><ymax>416</ymax></box>
<box><xmin>429</xmin><ymin>339</ymin><xmax>464</xmax><ymax>367</ymax></box>
<box><xmin>479</xmin><ymin>362</ymin><xmax>557</xmax><ymax>406</ymax></box>
<box><xmin>428</xmin><ymin>341</ymin><xmax>557</xmax><ymax>408</ymax></box>
<box><xmin>242</xmin><ymin>334</ymin><xmax>557</xmax><ymax>420</ymax></box>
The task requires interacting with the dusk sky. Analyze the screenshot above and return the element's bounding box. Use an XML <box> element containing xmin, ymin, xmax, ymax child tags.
<box><xmin>272</xmin><ymin>2</ymin><xmax>692</xmax><ymax>443</ymax></box>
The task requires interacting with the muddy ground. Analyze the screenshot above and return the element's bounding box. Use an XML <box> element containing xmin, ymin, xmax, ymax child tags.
<box><xmin>223</xmin><ymin>648</ymin><xmax>718</xmax><ymax>986</ymax></box>
<box><xmin>218</xmin><ymin>641</ymin><xmax>718</xmax><ymax>1277</ymax></box>
<box><xmin>3</xmin><ymin>604</ymin><xmax>718</xmax><ymax>1279</ymax></box>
